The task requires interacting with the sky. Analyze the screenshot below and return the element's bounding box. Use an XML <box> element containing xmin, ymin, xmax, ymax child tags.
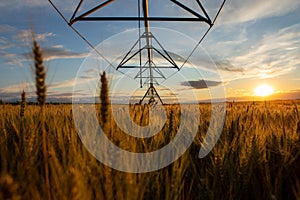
<box><xmin>0</xmin><ymin>0</ymin><xmax>299</xmax><ymax>103</ymax></box>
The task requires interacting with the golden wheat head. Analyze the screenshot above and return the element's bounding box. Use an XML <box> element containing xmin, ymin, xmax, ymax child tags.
<box><xmin>33</xmin><ymin>41</ymin><xmax>46</xmax><ymax>105</ymax></box>
<box><xmin>100</xmin><ymin>71</ymin><xmax>109</xmax><ymax>124</ymax></box>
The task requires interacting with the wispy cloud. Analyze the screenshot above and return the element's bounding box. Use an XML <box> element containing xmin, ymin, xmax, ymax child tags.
<box><xmin>48</xmin><ymin>78</ymin><xmax>77</xmax><ymax>90</ymax></box>
<box><xmin>0</xmin><ymin>0</ymin><xmax>83</xmax><ymax>14</ymax></box>
<box><xmin>0</xmin><ymin>27</ymin><xmax>86</xmax><ymax>66</ymax></box>
<box><xmin>47</xmin><ymin>76</ymin><xmax>100</xmax><ymax>101</ymax></box>
<box><xmin>48</xmin><ymin>76</ymin><xmax>97</xmax><ymax>90</ymax></box>
<box><xmin>0</xmin><ymin>0</ymin><xmax>48</xmax><ymax>8</ymax></box>
<box><xmin>0</xmin><ymin>82</ymin><xmax>32</xmax><ymax>100</ymax></box>
<box><xmin>0</xmin><ymin>24</ymin><xmax>15</xmax><ymax>33</ymax></box>
<box><xmin>231</xmin><ymin>24</ymin><xmax>299</xmax><ymax>77</ymax></box>
<box><xmin>0</xmin><ymin>76</ymin><xmax>97</xmax><ymax>101</ymax></box>
<box><xmin>31</xmin><ymin>45</ymin><xmax>87</xmax><ymax>61</ymax></box>
<box><xmin>0</xmin><ymin>36</ymin><xmax>15</xmax><ymax>50</ymax></box>
<box><xmin>0</xmin><ymin>44</ymin><xmax>14</xmax><ymax>50</ymax></box>
<box><xmin>0</xmin><ymin>52</ymin><xmax>23</xmax><ymax>67</ymax></box>
<box><xmin>18</xmin><ymin>45</ymin><xmax>87</xmax><ymax>62</ymax></box>
<box><xmin>2</xmin><ymin>45</ymin><xmax>86</xmax><ymax>67</ymax></box>
<box><xmin>220</xmin><ymin>0</ymin><xmax>300</xmax><ymax>24</ymax></box>
<box><xmin>0</xmin><ymin>52</ymin><xmax>17</xmax><ymax>59</ymax></box>
<box><xmin>207</xmin><ymin>23</ymin><xmax>300</xmax><ymax>81</ymax></box>
<box><xmin>13</xmin><ymin>30</ymin><xmax>55</xmax><ymax>43</ymax></box>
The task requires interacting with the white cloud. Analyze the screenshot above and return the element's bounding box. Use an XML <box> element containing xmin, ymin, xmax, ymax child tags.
<box><xmin>48</xmin><ymin>78</ymin><xmax>77</xmax><ymax>90</ymax></box>
<box><xmin>1</xmin><ymin>43</ymin><xmax>86</xmax><ymax>67</ymax></box>
<box><xmin>0</xmin><ymin>52</ymin><xmax>23</xmax><ymax>67</ymax></box>
<box><xmin>220</xmin><ymin>0</ymin><xmax>300</xmax><ymax>24</ymax></box>
<box><xmin>49</xmin><ymin>77</ymin><xmax>97</xmax><ymax>90</ymax></box>
<box><xmin>42</xmin><ymin>46</ymin><xmax>87</xmax><ymax>60</ymax></box>
<box><xmin>0</xmin><ymin>82</ymin><xmax>30</xmax><ymax>94</ymax></box>
<box><xmin>29</xmin><ymin>45</ymin><xmax>87</xmax><ymax>61</ymax></box>
<box><xmin>0</xmin><ymin>28</ymin><xmax>85</xmax><ymax>66</ymax></box>
<box><xmin>0</xmin><ymin>36</ymin><xmax>14</xmax><ymax>50</ymax></box>
<box><xmin>4</xmin><ymin>59</ymin><xmax>24</xmax><ymax>67</ymax></box>
<box><xmin>0</xmin><ymin>44</ymin><xmax>14</xmax><ymax>50</ymax></box>
<box><xmin>13</xmin><ymin>30</ymin><xmax>55</xmax><ymax>43</ymax></box>
<box><xmin>0</xmin><ymin>0</ymin><xmax>81</xmax><ymax>14</ymax></box>
<box><xmin>16</xmin><ymin>44</ymin><xmax>87</xmax><ymax>62</ymax></box>
<box><xmin>0</xmin><ymin>0</ymin><xmax>48</xmax><ymax>8</ymax></box>
<box><xmin>0</xmin><ymin>24</ymin><xmax>15</xmax><ymax>33</ymax></box>
<box><xmin>218</xmin><ymin>23</ymin><xmax>300</xmax><ymax>81</ymax></box>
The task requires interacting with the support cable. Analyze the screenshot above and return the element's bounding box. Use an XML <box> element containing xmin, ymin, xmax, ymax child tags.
<box><xmin>179</xmin><ymin>0</ymin><xmax>227</xmax><ymax>70</ymax></box>
<box><xmin>160</xmin><ymin>0</ymin><xmax>227</xmax><ymax>84</ymax></box>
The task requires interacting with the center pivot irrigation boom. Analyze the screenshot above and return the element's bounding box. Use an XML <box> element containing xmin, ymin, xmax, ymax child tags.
<box><xmin>49</xmin><ymin>0</ymin><xmax>226</xmax><ymax>104</ymax></box>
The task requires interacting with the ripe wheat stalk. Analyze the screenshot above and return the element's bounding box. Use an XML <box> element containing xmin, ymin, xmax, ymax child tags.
<box><xmin>99</xmin><ymin>71</ymin><xmax>116</xmax><ymax>198</ymax></box>
<box><xmin>33</xmin><ymin>40</ymin><xmax>50</xmax><ymax>200</ymax></box>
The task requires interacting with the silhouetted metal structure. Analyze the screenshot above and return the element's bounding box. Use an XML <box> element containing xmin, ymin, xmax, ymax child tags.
<box><xmin>49</xmin><ymin>0</ymin><xmax>226</xmax><ymax>104</ymax></box>
<box><xmin>69</xmin><ymin>0</ymin><xmax>212</xmax><ymax>25</ymax></box>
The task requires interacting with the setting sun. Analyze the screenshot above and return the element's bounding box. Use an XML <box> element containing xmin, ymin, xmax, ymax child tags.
<box><xmin>254</xmin><ymin>84</ymin><xmax>274</xmax><ymax>97</ymax></box>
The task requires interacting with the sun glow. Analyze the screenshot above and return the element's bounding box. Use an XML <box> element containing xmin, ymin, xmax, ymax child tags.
<box><xmin>254</xmin><ymin>84</ymin><xmax>274</xmax><ymax>97</ymax></box>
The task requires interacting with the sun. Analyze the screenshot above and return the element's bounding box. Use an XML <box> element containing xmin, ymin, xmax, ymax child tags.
<box><xmin>254</xmin><ymin>84</ymin><xmax>274</xmax><ymax>97</ymax></box>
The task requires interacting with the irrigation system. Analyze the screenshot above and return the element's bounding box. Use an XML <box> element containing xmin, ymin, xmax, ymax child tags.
<box><xmin>49</xmin><ymin>0</ymin><xmax>226</xmax><ymax>104</ymax></box>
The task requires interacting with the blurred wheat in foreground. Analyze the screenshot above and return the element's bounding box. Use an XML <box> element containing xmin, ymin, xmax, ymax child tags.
<box><xmin>0</xmin><ymin>100</ymin><xmax>299</xmax><ymax>200</ymax></box>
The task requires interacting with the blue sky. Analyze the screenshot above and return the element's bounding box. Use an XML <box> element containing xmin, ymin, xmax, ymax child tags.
<box><xmin>0</xmin><ymin>0</ymin><xmax>299</xmax><ymax>103</ymax></box>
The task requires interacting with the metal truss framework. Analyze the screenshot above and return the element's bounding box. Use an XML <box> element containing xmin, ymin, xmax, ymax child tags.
<box><xmin>63</xmin><ymin>0</ymin><xmax>216</xmax><ymax>104</ymax></box>
<box><xmin>69</xmin><ymin>0</ymin><xmax>213</xmax><ymax>25</ymax></box>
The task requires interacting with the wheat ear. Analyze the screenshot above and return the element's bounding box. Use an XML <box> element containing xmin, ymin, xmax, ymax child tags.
<box><xmin>100</xmin><ymin>71</ymin><xmax>109</xmax><ymax>125</ymax></box>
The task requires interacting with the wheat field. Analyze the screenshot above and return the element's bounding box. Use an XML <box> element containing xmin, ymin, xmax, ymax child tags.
<box><xmin>0</xmin><ymin>100</ymin><xmax>299</xmax><ymax>200</ymax></box>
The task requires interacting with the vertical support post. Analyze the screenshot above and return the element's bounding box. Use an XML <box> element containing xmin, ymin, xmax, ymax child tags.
<box><xmin>142</xmin><ymin>0</ymin><xmax>161</xmax><ymax>104</ymax></box>
<box><xmin>143</xmin><ymin>0</ymin><xmax>153</xmax><ymax>88</ymax></box>
<box><xmin>138</xmin><ymin>0</ymin><xmax>143</xmax><ymax>88</ymax></box>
